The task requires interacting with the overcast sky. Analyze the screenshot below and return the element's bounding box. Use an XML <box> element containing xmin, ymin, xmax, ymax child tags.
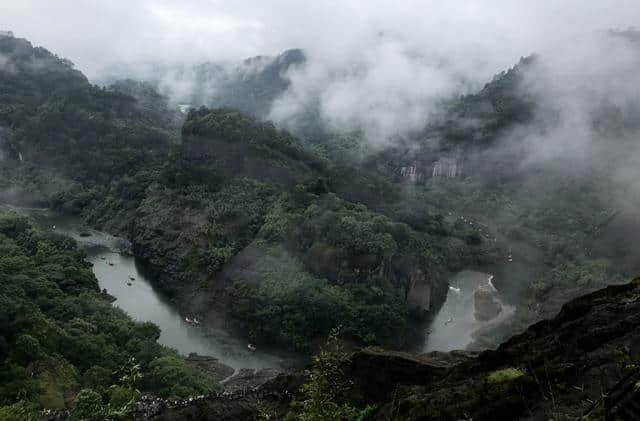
<box><xmin>4</xmin><ymin>1</ymin><xmax>640</xmax><ymax>143</ymax></box>
<box><xmin>3</xmin><ymin>0</ymin><xmax>640</xmax><ymax>79</ymax></box>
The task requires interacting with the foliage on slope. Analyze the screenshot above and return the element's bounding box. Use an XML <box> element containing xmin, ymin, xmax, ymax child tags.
<box><xmin>225</xmin><ymin>181</ymin><xmax>497</xmax><ymax>350</ymax></box>
<box><xmin>126</xmin><ymin>108</ymin><xmax>497</xmax><ymax>350</ymax></box>
<box><xmin>0</xmin><ymin>210</ymin><xmax>216</xmax><ymax>419</ymax></box>
<box><xmin>0</xmin><ymin>35</ymin><xmax>499</xmax><ymax>353</ymax></box>
<box><xmin>0</xmin><ymin>35</ymin><xmax>176</xmax><ymax>205</ymax></box>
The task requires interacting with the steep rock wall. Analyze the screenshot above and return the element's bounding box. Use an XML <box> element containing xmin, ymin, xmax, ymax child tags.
<box><xmin>399</xmin><ymin>157</ymin><xmax>463</xmax><ymax>183</ymax></box>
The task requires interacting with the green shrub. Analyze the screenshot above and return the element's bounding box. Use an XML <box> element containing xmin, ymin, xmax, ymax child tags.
<box><xmin>0</xmin><ymin>401</ymin><xmax>41</xmax><ymax>421</ymax></box>
<box><xmin>286</xmin><ymin>330</ymin><xmax>375</xmax><ymax>421</ymax></box>
<box><xmin>69</xmin><ymin>389</ymin><xmax>105</xmax><ymax>421</ymax></box>
<box><xmin>487</xmin><ymin>368</ymin><xmax>525</xmax><ymax>384</ymax></box>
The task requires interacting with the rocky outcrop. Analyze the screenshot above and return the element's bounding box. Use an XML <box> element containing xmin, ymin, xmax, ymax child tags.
<box><xmin>0</xmin><ymin>126</ymin><xmax>18</xmax><ymax>163</ymax></box>
<box><xmin>399</xmin><ymin>157</ymin><xmax>463</xmax><ymax>183</ymax></box>
<box><xmin>473</xmin><ymin>286</ymin><xmax>502</xmax><ymax>321</ymax></box>
<box><xmin>406</xmin><ymin>269</ymin><xmax>432</xmax><ymax>317</ymax></box>
<box><xmin>432</xmin><ymin>158</ymin><xmax>462</xmax><ymax>178</ymax></box>
<box><xmin>130</xmin><ymin>373</ymin><xmax>305</xmax><ymax>421</ymax></box>
<box><xmin>185</xmin><ymin>354</ymin><xmax>235</xmax><ymax>384</ymax></box>
<box><xmin>0</xmin><ymin>126</ymin><xmax>12</xmax><ymax>145</ymax></box>
<box><xmin>223</xmin><ymin>368</ymin><xmax>281</xmax><ymax>392</ymax></box>
<box><xmin>399</xmin><ymin>164</ymin><xmax>421</xmax><ymax>182</ymax></box>
<box><xmin>344</xmin><ymin>348</ymin><xmax>475</xmax><ymax>402</ymax></box>
<box><xmin>132</xmin><ymin>394</ymin><xmax>259</xmax><ymax>421</ymax></box>
<box><xmin>342</xmin><ymin>278</ymin><xmax>640</xmax><ymax>420</ymax></box>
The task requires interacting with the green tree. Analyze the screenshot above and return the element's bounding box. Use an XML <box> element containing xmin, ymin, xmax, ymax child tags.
<box><xmin>69</xmin><ymin>389</ymin><xmax>105</xmax><ymax>421</ymax></box>
<box><xmin>13</xmin><ymin>335</ymin><xmax>42</xmax><ymax>364</ymax></box>
<box><xmin>287</xmin><ymin>329</ymin><xmax>374</xmax><ymax>421</ymax></box>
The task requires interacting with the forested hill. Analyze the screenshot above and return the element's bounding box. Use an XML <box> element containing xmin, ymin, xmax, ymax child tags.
<box><xmin>355</xmin><ymin>41</ymin><xmax>640</xmax><ymax>346</ymax></box>
<box><xmin>2</xmin><ymin>32</ymin><xmax>636</xmax><ymax>358</ymax></box>
<box><xmin>202</xmin><ymin>48</ymin><xmax>305</xmax><ymax>119</ymax></box>
<box><xmin>0</xmin><ymin>35</ymin><xmax>87</xmax><ymax>120</ymax></box>
<box><xmin>0</xmin><ymin>35</ymin><xmax>497</xmax><ymax>356</ymax></box>
<box><xmin>129</xmin><ymin>107</ymin><xmax>496</xmax><ymax>350</ymax></box>
<box><xmin>0</xmin><ymin>34</ymin><xmax>177</xmax><ymax>201</ymax></box>
<box><xmin>102</xmin><ymin>48</ymin><xmax>305</xmax><ymax>120</ymax></box>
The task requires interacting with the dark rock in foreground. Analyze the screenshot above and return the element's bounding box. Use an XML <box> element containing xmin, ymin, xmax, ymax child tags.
<box><xmin>185</xmin><ymin>353</ymin><xmax>235</xmax><ymax>384</ymax></box>
<box><xmin>131</xmin><ymin>374</ymin><xmax>305</xmax><ymax>421</ymax></box>
<box><xmin>347</xmin><ymin>278</ymin><xmax>640</xmax><ymax>420</ymax></box>
<box><xmin>44</xmin><ymin>278</ymin><xmax>640</xmax><ymax>420</ymax></box>
<box><xmin>222</xmin><ymin>368</ymin><xmax>281</xmax><ymax>392</ymax></box>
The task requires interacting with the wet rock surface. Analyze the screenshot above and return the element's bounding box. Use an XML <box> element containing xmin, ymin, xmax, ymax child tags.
<box><xmin>406</xmin><ymin>269</ymin><xmax>432</xmax><ymax>317</ymax></box>
<box><xmin>344</xmin><ymin>347</ymin><xmax>476</xmax><ymax>402</ymax></box>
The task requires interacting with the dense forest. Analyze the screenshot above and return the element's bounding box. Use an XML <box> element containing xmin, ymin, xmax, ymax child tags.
<box><xmin>0</xmin><ymin>34</ymin><xmax>499</xmax><ymax>354</ymax></box>
<box><xmin>0</xmin><ymin>210</ymin><xmax>215</xmax><ymax>419</ymax></box>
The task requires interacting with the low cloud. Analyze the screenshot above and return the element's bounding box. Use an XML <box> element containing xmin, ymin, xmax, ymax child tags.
<box><xmin>3</xmin><ymin>1</ymin><xmax>640</xmax><ymax>145</ymax></box>
<box><xmin>0</xmin><ymin>53</ymin><xmax>16</xmax><ymax>74</ymax></box>
<box><xmin>493</xmin><ymin>31</ymin><xmax>640</xmax><ymax>170</ymax></box>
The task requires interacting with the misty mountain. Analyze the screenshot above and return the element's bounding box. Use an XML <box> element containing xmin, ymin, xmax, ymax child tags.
<box><xmin>102</xmin><ymin>48</ymin><xmax>305</xmax><ymax>120</ymax></box>
<box><xmin>0</xmin><ymin>34</ymin><xmax>177</xmax><ymax>180</ymax></box>
<box><xmin>318</xmin><ymin>30</ymin><xmax>640</xmax><ymax>350</ymax></box>
<box><xmin>0</xmin><ymin>34</ymin><xmax>495</xmax><ymax>358</ymax></box>
<box><xmin>0</xmin><ymin>34</ymin><xmax>87</xmax><ymax>125</ymax></box>
<box><xmin>204</xmin><ymin>49</ymin><xmax>305</xmax><ymax>118</ymax></box>
<box><xmin>2</xmin><ymin>22</ymin><xmax>640</xmax><ymax>420</ymax></box>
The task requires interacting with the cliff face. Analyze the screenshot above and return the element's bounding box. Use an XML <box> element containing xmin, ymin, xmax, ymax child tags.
<box><xmin>405</xmin><ymin>269</ymin><xmax>449</xmax><ymax>320</ymax></box>
<box><xmin>399</xmin><ymin>157</ymin><xmax>463</xmax><ymax>183</ymax></box>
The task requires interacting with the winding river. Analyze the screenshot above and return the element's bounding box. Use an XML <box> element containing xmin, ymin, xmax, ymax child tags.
<box><xmin>5</xmin><ymin>205</ymin><xmax>511</xmax><ymax>369</ymax></box>
<box><xmin>6</xmin><ymin>206</ymin><xmax>294</xmax><ymax>372</ymax></box>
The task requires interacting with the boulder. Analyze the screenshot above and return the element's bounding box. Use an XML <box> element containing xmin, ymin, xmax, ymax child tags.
<box><xmin>473</xmin><ymin>287</ymin><xmax>502</xmax><ymax>321</ymax></box>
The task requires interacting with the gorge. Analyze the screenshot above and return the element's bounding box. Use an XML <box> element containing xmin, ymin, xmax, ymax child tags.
<box><xmin>1</xmin><ymin>13</ymin><xmax>640</xmax><ymax>420</ymax></box>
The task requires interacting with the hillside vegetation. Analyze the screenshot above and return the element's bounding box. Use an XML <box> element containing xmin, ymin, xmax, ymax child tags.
<box><xmin>0</xmin><ymin>210</ymin><xmax>216</xmax><ymax>419</ymax></box>
<box><xmin>0</xmin><ymin>35</ymin><xmax>497</xmax><ymax>353</ymax></box>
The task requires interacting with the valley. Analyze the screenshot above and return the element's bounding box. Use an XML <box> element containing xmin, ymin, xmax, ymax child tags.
<box><xmin>0</xmin><ymin>19</ymin><xmax>639</xmax><ymax>420</ymax></box>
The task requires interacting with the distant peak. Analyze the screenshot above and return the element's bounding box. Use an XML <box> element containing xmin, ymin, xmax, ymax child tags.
<box><xmin>242</xmin><ymin>48</ymin><xmax>305</xmax><ymax>68</ymax></box>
